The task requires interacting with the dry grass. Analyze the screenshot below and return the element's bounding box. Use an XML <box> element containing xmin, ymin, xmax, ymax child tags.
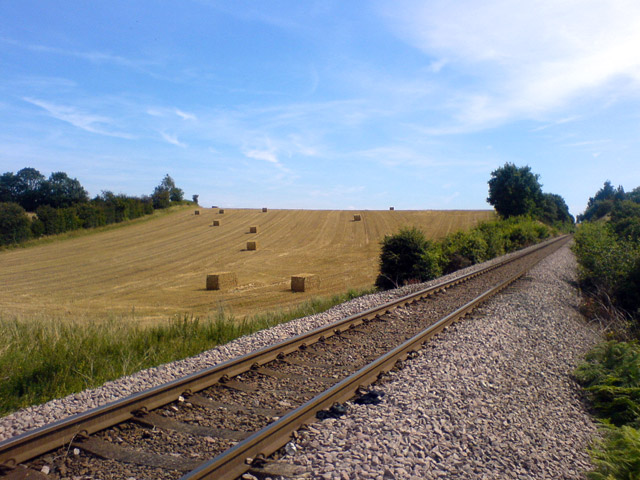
<box><xmin>0</xmin><ymin>208</ymin><xmax>494</xmax><ymax>325</ymax></box>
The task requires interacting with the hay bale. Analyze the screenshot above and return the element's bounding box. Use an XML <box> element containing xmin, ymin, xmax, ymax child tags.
<box><xmin>249</xmin><ymin>226</ymin><xmax>258</xmax><ymax>233</ymax></box>
<box><xmin>262</xmin><ymin>207</ymin><xmax>268</xmax><ymax>212</ymax></box>
<box><xmin>219</xmin><ymin>209</ymin><xmax>225</xmax><ymax>214</ymax></box>
<box><xmin>247</xmin><ymin>241</ymin><xmax>258</xmax><ymax>251</ymax></box>
<box><xmin>212</xmin><ymin>220</ymin><xmax>220</xmax><ymax>226</ymax></box>
<box><xmin>206</xmin><ymin>272</ymin><xmax>237</xmax><ymax>290</ymax></box>
<box><xmin>195</xmin><ymin>210</ymin><xmax>200</xmax><ymax>215</ymax></box>
<box><xmin>291</xmin><ymin>274</ymin><xmax>320</xmax><ymax>292</ymax></box>
<box><xmin>389</xmin><ymin>207</ymin><xmax>394</xmax><ymax>211</ymax></box>
<box><xmin>353</xmin><ymin>214</ymin><xmax>362</xmax><ymax>221</ymax></box>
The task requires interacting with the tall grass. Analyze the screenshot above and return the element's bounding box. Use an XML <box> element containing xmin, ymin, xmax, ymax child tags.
<box><xmin>0</xmin><ymin>288</ymin><xmax>371</xmax><ymax>416</ymax></box>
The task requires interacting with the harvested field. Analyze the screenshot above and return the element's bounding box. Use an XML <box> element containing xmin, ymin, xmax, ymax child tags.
<box><xmin>0</xmin><ymin>208</ymin><xmax>494</xmax><ymax>325</ymax></box>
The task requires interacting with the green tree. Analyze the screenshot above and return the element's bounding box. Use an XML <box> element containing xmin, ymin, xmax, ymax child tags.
<box><xmin>15</xmin><ymin>167</ymin><xmax>46</xmax><ymax>211</ymax></box>
<box><xmin>538</xmin><ymin>192</ymin><xmax>574</xmax><ymax>225</ymax></box>
<box><xmin>579</xmin><ymin>181</ymin><xmax>626</xmax><ymax>222</ymax></box>
<box><xmin>628</xmin><ymin>187</ymin><xmax>640</xmax><ymax>204</ymax></box>
<box><xmin>0</xmin><ymin>172</ymin><xmax>19</xmax><ymax>203</ymax></box>
<box><xmin>0</xmin><ymin>202</ymin><xmax>32</xmax><ymax>245</ymax></box>
<box><xmin>152</xmin><ymin>174</ymin><xmax>183</xmax><ymax>208</ymax></box>
<box><xmin>39</xmin><ymin>172</ymin><xmax>89</xmax><ymax>208</ymax></box>
<box><xmin>487</xmin><ymin>163</ymin><xmax>543</xmax><ymax>218</ymax></box>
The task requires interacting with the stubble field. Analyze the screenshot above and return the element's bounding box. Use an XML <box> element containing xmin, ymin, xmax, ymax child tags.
<box><xmin>0</xmin><ymin>207</ymin><xmax>494</xmax><ymax>325</ymax></box>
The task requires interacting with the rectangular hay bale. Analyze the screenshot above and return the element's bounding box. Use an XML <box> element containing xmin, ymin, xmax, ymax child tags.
<box><xmin>212</xmin><ymin>220</ymin><xmax>220</xmax><ymax>226</ymax></box>
<box><xmin>353</xmin><ymin>214</ymin><xmax>362</xmax><ymax>221</ymax></box>
<box><xmin>249</xmin><ymin>226</ymin><xmax>258</xmax><ymax>233</ymax></box>
<box><xmin>219</xmin><ymin>209</ymin><xmax>225</xmax><ymax>214</ymax></box>
<box><xmin>206</xmin><ymin>272</ymin><xmax>237</xmax><ymax>290</ymax></box>
<box><xmin>291</xmin><ymin>273</ymin><xmax>320</xmax><ymax>292</ymax></box>
<box><xmin>195</xmin><ymin>210</ymin><xmax>200</xmax><ymax>215</ymax></box>
<box><xmin>247</xmin><ymin>241</ymin><xmax>258</xmax><ymax>250</ymax></box>
<box><xmin>262</xmin><ymin>207</ymin><xmax>268</xmax><ymax>212</ymax></box>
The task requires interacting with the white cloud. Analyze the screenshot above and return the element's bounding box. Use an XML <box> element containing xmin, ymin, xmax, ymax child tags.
<box><xmin>23</xmin><ymin>97</ymin><xmax>134</xmax><ymax>139</ymax></box>
<box><xmin>3</xmin><ymin>38</ymin><xmax>155</xmax><ymax>70</ymax></box>
<box><xmin>379</xmin><ymin>0</ymin><xmax>640</xmax><ymax>130</ymax></box>
<box><xmin>175</xmin><ymin>109</ymin><xmax>197</xmax><ymax>121</ymax></box>
<box><xmin>244</xmin><ymin>148</ymin><xmax>279</xmax><ymax>164</ymax></box>
<box><xmin>160</xmin><ymin>131</ymin><xmax>187</xmax><ymax>148</ymax></box>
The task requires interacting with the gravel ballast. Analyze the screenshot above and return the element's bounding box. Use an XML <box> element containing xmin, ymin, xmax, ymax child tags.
<box><xmin>287</xmin><ymin>243</ymin><xmax>601</xmax><ymax>479</ymax></box>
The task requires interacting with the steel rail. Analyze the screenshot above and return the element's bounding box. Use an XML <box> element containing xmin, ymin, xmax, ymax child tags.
<box><xmin>182</xmin><ymin>235</ymin><xmax>570</xmax><ymax>480</ymax></box>
<box><xmin>0</xmin><ymin>235</ymin><xmax>569</xmax><ymax>474</ymax></box>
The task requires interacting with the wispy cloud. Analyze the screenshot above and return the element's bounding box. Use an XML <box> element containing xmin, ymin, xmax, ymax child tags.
<box><xmin>379</xmin><ymin>0</ymin><xmax>640</xmax><ymax>131</ymax></box>
<box><xmin>531</xmin><ymin>115</ymin><xmax>582</xmax><ymax>132</ymax></box>
<box><xmin>160</xmin><ymin>131</ymin><xmax>187</xmax><ymax>148</ymax></box>
<box><xmin>175</xmin><ymin>109</ymin><xmax>197</xmax><ymax>121</ymax></box>
<box><xmin>244</xmin><ymin>148</ymin><xmax>279</xmax><ymax>164</ymax></box>
<box><xmin>23</xmin><ymin>97</ymin><xmax>134</xmax><ymax>139</ymax></box>
<box><xmin>2</xmin><ymin>37</ymin><xmax>156</xmax><ymax>70</ymax></box>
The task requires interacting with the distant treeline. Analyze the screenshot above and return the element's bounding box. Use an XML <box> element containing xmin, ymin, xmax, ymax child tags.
<box><xmin>0</xmin><ymin>168</ymin><xmax>188</xmax><ymax>246</ymax></box>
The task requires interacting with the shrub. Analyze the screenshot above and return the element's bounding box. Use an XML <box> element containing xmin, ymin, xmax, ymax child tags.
<box><xmin>588</xmin><ymin>423</ymin><xmax>640</xmax><ymax>480</ymax></box>
<box><xmin>575</xmin><ymin>341</ymin><xmax>640</xmax><ymax>427</ymax></box>
<box><xmin>477</xmin><ymin>221</ymin><xmax>507</xmax><ymax>258</ymax></box>
<box><xmin>0</xmin><ymin>202</ymin><xmax>32</xmax><ymax>246</ymax></box>
<box><xmin>375</xmin><ymin>227</ymin><xmax>442</xmax><ymax>289</ymax></box>
<box><xmin>572</xmin><ymin>223</ymin><xmax>639</xmax><ymax>306</ymax></box>
<box><xmin>576</xmin><ymin>341</ymin><xmax>640</xmax><ymax>479</ymax></box>
<box><xmin>376</xmin><ymin>217</ymin><xmax>554</xmax><ymax>289</ymax></box>
<box><xmin>441</xmin><ymin>230</ymin><xmax>489</xmax><ymax>273</ymax></box>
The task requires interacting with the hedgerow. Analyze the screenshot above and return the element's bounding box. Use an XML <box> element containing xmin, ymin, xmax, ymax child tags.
<box><xmin>375</xmin><ymin>216</ymin><xmax>555</xmax><ymax>289</ymax></box>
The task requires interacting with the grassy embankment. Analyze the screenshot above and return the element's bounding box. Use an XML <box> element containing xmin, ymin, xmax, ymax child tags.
<box><xmin>0</xmin><ymin>288</ymin><xmax>371</xmax><ymax>416</ymax></box>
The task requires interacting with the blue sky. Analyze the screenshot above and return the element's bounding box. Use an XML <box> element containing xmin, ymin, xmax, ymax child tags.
<box><xmin>2</xmin><ymin>1</ymin><xmax>640</xmax><ymax>215</ymax></box>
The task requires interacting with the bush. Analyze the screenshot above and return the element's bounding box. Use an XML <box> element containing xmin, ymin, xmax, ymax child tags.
<box><xmin>575</xmin><ymin>341</ymin><xmax>640</xmax><ymax>427</ymax></box>
<box><xmin>576</xmin><ymin>341</ymin><xmax>640</xmax><ymax>479</ymax></box>
<box><xmin>572</xmin><ymin>223</ymin><xmax>639</xmax><ymax>308</ymax></box>
<box><xmin>375</xmin><ymin>217</ymin><xmax>554</xmax><ymax>289</ymax></box>
<box><xmin>375</xmin><ymin>227</ymin><xmax>442</xmax><ymax>289</ymax></box>
<box><xmin>441</xmin><ymin>230</ymin><xmax>489</xmax><ymax>273</ymax></box>
<box><xmin>0</xmin><ymin>202</ymin><xmax>32</xmax><ymax>246</ymax></box>
<box><xmin>477</xmin><ymin>221</ymin><xmax>507</xmax><ymax>258</ymax></box>
<box><xmin>588</xmin><ymin>423</ymin><xmax>640</xmax><ymax>480</ymax></box>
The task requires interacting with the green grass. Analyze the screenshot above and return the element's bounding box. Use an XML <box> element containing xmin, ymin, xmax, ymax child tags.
<box><xmin>0</xmin><ymin>287</ymin><xmax>372</xmax><ymax>416</ymax></box>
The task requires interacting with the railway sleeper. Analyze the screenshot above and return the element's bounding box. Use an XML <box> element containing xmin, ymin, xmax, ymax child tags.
<box><xmin>255</xmin><ymin>366</ymin><xmax>335</xmax><ymax>384</ymax></box>
<box><xmin>187</xmin><ymin>394</ymin><xmax>283</xmax><ymax>418</ymax></box>
<box><xmin>132</xmin><ymin>411</ymin><xmax>249</xmax><ymax>441</ymax></box>
<box><xmin>71</xmin><ymin>436</ymin><xmax>201</xmax><ymax>472</ymax></box>
<box><xmin>2</xmin><ymin>465</ymin><xmax>50</xmax><ymax>479</ymax></box>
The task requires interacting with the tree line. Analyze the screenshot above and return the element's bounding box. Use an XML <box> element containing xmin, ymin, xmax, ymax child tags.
<box><xmin>0</xmin><ymin>168</ymin><xmax>189</xmax><ymax>246</ymax></box>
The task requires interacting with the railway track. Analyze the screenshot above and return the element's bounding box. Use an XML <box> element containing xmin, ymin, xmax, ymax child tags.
<box><xmin>0</xmin><ymin>235</ymin><xmax>570</xmax><ymax>480</ymax></box>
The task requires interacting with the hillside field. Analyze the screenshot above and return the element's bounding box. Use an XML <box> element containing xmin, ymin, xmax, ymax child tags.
<box><xmin>0</xmin><ymin>208</ymin><xmax>494</xmax><ymax>325</ymax></box>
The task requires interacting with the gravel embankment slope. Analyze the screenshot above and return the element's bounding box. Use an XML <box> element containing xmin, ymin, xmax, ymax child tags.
<box><xmin>288</xmin><ymin>244</ymin><xmax>601</xmax><ymax>479</ymax></box>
